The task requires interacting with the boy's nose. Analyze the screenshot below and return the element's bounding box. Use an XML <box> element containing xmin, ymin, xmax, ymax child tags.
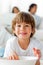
<box><xmin>20</xmin><ymin>26</ymin><xmax>25</xmax><ymax>30</ymax></box>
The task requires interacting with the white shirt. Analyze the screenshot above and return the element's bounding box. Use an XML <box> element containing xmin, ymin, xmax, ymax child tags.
<box><xmin>0</xmin><ymin>27</ymin><xmax>12</xmax><ymax>48</ymax></box>
<box><xmin>32</xmin><ymin>14</ymin><xmax>42</xmax><ymax>29</ymax></box>
<box><xmin>4</xmin><ymin>36</ymin><xmax>43</xmax><ymax>59</ymax></box>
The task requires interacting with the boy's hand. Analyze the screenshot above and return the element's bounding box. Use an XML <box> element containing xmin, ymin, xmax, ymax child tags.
<box><xmin>8</xmin><ymin>52</ymin><xmax>19</xmax><ymax>60</ymax></box>
<box><xmin>33</xmin><ymin>48</ymin><xmax>41</xmax><ymax>59</ymax></box>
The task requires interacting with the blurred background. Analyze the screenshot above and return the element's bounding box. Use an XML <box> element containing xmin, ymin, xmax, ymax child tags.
<box><xmin>0</xmin><ymin>0</ymin><xmax>43</xmax><ymax>17</ymax></box>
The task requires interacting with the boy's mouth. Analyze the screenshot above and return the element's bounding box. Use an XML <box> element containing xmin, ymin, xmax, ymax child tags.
<box><xmin>20</xmin><ymin>33</ymin><xmax>27</xmax><ymax>35</ymax></box>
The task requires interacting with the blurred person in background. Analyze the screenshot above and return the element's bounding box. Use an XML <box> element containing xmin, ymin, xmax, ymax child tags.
<box><xmin>28</xmin><ymin>3</ymin><xmax>42</xmax><ymax>29</ymax></box>
<box><xmin>12</xmin><ymin>6</ymin><xmax>20</xmax><ymax>13</ymax></box>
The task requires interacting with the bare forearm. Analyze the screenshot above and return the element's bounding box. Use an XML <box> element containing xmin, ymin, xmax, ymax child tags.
<box><xmin>35</xmin><ymin>60</ymin><xmax>40</xmax><ymax>65</ymax></box>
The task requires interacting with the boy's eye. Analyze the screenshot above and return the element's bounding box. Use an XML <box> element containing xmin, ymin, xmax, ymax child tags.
<box><xmin>25</xmin><ymin>25</ymin><xmax>29</xmax><ymax>27</ymax></box>
<box><xmin>17</xmin><ymin>25</ymin><xmax>21</xmax><ymax>27</ymax></box>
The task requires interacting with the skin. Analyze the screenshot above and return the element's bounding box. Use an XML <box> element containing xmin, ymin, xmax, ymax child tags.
<box><xmin>33</xmin><ymin>48</ymin><xmax>41</xmax><ymax>59</ymax></box>
<box><xmin>14</xmin><ymin>22</ymin><xmax>32</xmax><ymax>50</ymax></box>
<box><xmin>8</xmin><ymin>52</ymin><xmax>19</xmax><ymax>60</ymax></box>
<box><xmin>13</xmin><ymin>8</ymin><xmax>19</xmax><ymax>13</ymax></box>
<box><xmin>30</xmin><ymin>6</ymin><xmax>37</xmax><ymax>14</ymax></box>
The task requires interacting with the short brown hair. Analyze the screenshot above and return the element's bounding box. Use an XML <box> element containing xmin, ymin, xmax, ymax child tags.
<box><xmin>12</xmin><ymin>7</ymin><xmax>20</xmax><ymax>13</ymax></box>
<box><xmin>12</xmin><ymin>12</ymin><xmax>35</xmax><ymax>37</ymax></box>
<box><xmin>28</xmin><ymin>3</ymin><xmax>37</xmax><ymax>11</ymax></box>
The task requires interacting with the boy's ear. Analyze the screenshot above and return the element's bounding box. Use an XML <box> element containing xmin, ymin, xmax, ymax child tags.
<box><xmin>32</xmin><ymin>28</ymin><xmax>35</xmax><ymax>34</ymax></box>
<box><xmin>13</xmin><ymin>30</ymin><xmax>16</xmax><ymax>34</ymax></box>
<box><xmin>12</xmin><ymin>29</ymin><xmax>16</xmax><ymax>34</ymax></box>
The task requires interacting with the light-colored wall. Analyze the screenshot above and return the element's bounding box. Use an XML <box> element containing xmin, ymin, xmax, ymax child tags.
<box><xmin>0</xmin><ymin>0</ymin><xmax>43</xmax><ymax>17</ymax></box>
<box><xmin>0</xmin><ymin>0</ymin><xmax>10</xmax><ymax>14</ymax></box>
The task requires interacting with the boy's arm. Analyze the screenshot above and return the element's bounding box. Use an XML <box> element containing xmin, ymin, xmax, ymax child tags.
<box><xmin>33</xmin><ymin>48</ymin><xmax>41</xmax><ymax>65</ymax></box>
<box><xmin>35</xmin><ymin>60</ymin><xmax>40</xmax><ymax>65</ymax></box>
<box><xmin>8</xmin><ymin>52</ymin><xmax>19</xmax><ymax>60</ymax></box>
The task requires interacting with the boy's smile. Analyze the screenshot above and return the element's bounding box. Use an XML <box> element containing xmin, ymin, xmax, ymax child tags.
<box><xmin>20</xmin><ymin>32</ymin><xmax>27</xmax><ymax>35</ymax></box>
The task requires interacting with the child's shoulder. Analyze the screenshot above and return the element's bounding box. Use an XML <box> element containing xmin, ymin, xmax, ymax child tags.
<box><xmin>6</xmin><ymin>36</ymin><xmax>17</xmax><ymax>43</ymax></box>
<box><xmin>31</xmin><ymin>37</ymin><xmax>40</xmax><ymax>42</ymax></box>
<box><xmin>31</xmin><ymin>37</ymin><xmax>43</xmax><ymax>48</ymax></box>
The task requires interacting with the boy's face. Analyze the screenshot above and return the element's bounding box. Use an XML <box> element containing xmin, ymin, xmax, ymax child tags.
<box><xmin>14</xmin><ymin>22</ymin><xmax>33</xmax><ymax>39</ymax></box>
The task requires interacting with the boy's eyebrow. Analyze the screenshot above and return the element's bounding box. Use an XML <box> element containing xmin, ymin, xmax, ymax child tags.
<box><xmin>16</xmin><ymin>24</ymin><xmax>31</xmax><ymax>26</ymax></box>
<box><xmin>16</xmin><ymin>23</ymin><xmax>31</xmax><ymax>24</ymax></box>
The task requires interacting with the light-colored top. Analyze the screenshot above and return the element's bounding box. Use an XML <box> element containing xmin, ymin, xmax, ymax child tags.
<box><xmin>4</xmin><ymin>36</ymin><xmax>43</xmax><ymax>59</ymax></box>
<box><xmin>28</xmin><ymin>12</ymin><xmax>42</xmax><ymax>29</ymax></box>
<box><xmin>33</xmin><ymin>14</ymin><xmax>42</xmax><ymax>29</ymax></box>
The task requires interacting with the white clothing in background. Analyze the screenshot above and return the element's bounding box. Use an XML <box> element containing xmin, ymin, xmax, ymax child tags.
<box><xmin>0</xmin><ymin>27</ymin><xmax>12</xmax><ymax>47</ymax></box>
<box><xmin>33</xmin><ymin>15</ymin><xmax>42</xmax><ymax>29</ymax></box>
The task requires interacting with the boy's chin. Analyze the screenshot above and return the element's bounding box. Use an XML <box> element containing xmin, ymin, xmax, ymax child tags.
<box><xmin>18</xmin><ymin>36</ymin><xmax>29</xmax><ymax>39</ymax></box>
